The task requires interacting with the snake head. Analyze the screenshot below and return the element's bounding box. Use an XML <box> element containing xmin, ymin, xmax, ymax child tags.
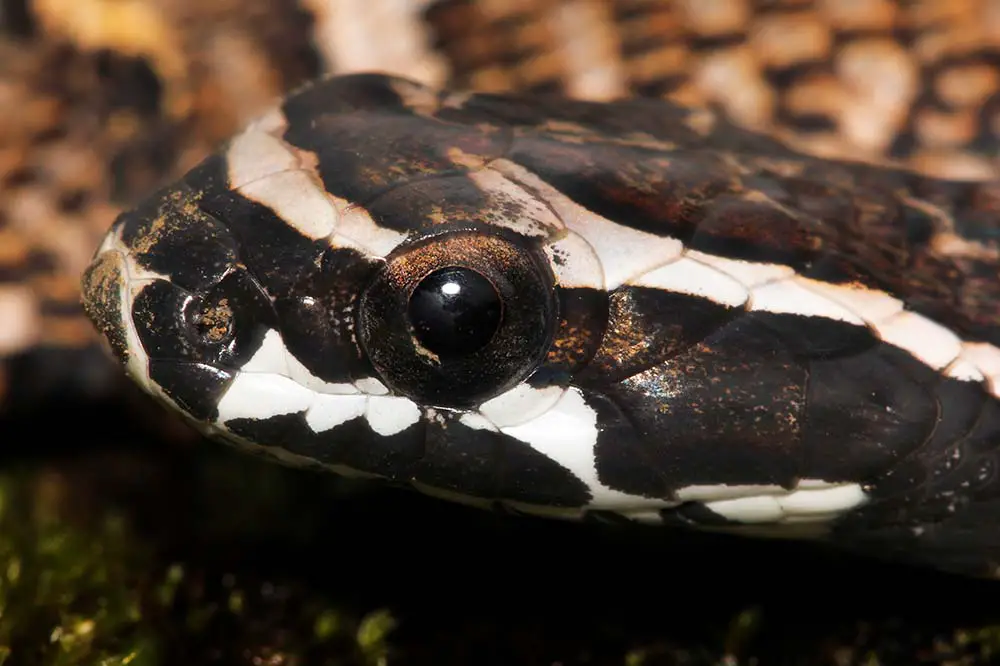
<box><xmin>82</xmin><ymin>73</ymin><xmax>1000</xmax><ymax>557</ymax></box>
<box><xmin>80</xmin><ymin>73</ymin><xmax>634</xmax><ymax>516</ymax></box>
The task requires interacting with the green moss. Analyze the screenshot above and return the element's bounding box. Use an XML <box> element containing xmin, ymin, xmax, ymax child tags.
<box><xmin>356</xmin><ymin>609</ymin><xmax>397</xmax><ymax>665</ymax></box>
<box><xmin>0</xmin><ymin>458</ymin><xmax>388</xmax><ymax>666</ymax></box>
<box><xmin>5</xmin><ymin>445</ymin><xmax>1000</xmax><ymax>666</ymax></box>
<box><xmin>723</xmin><ymin>606</ymin><xmax>761</xmax><ymax>658</ymax></box>
<box><xmin>0</xmin><ymin>468</ymin><xmax>160</xmax><ymax>666</ymax></box>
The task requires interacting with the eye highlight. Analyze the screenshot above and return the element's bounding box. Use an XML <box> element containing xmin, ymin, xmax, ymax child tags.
<box><xmin>407</xmin><ymin>266</ymin><xmax>503</xmax><ymax>357</ymax></box>
<box><xmin>358</xmin><ymin>231</ymin><xmax>557</xmax><ymax>408</ymax></box>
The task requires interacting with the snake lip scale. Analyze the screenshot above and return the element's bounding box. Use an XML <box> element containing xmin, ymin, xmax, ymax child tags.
<box><xmin>80</xmin><ymin>73</ymin><xmax>1000</xmax><ymax>577</ymax></box>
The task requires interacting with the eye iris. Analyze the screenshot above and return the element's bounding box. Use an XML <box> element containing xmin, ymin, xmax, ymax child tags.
<box><xmin>407</xmin><ymin>267</ymin><xmax>502</xmax><ymax>356</ymax></box>
<box><xmin>359</xmin><ymin>231</ymin><xmax>557</xmax><ymax>406</ymax></box>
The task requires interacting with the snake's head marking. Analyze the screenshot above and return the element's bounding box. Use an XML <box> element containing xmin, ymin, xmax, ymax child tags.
<box><xmin>80</xmin><ymin>73</ymin><xmax>635</xmax><ymax>516</ymax></box>
<box><xmin>86</xmin><ymin>73</ymin><xmax>1000</xmax><ymax>566</ymax></box>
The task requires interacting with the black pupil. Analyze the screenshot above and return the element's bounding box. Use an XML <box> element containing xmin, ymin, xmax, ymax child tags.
<box><xmin>408</xmin><ymin>267</ymin><xmax>503</xmax><ymax>356</ymax></box>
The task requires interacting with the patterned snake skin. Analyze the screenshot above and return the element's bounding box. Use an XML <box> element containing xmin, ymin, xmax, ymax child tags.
<box><xmin>5</xmin><ymin>0</ymin><xmax>1000</xmax><ymax>408</ymax></box>
<box><xmin>4</xmin><ymin>0</ymin><xmax>1000</xmax><ymax>575</ymax></box>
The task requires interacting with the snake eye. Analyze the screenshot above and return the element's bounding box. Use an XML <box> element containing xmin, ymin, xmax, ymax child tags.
<box><xmin>408</xmin><ymin>266</ymin><xmax>503</xmax><ymax>357</ymax></box>
<box><xmin>358</xmin><ymin>231</ymin><xmax>556</xmax><ymax>408</ymax></box>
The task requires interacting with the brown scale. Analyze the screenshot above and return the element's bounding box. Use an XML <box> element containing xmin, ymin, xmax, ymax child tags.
<box><xmin>424</xmin><ymin>0</ymin><xmax>1000</xmax><ymax>177</ymax></box>
<box><xmin>425</xmin><ymin>0</ymin><xmax>573</xmax><ymax>92</ymax></box>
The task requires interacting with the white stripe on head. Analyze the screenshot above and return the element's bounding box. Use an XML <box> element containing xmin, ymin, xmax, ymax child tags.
<box><xmin>956</xmin><ymin>342</ymin><xmax>1000</xmax><ymax>398</ymax></box>
<box><xmin>236</xmin><ymin>170</ymin><xmax>339</xmax><ymax>240</ymax></box>
<box><xmin>490</xmin><ymin>159</ymin><xmax>685</xmax><ymax>289</ymax></box>
<box><xmin>629</xmin><ymin>255</ymin><xmax>748</xmax><ymax>307</ymax></box>
<box><xmin>305</xmin><ymin>393</ymin><xmax>368</xmax><ymax>432</ymax></box>
<box><xmin>217</xmin><ymin>372</ymin><xmax>314</xmax><ymax>423</ymax></box>
<box><xmin>876</xmin><ymin>310</ymin><xmax>963</xmax><ymax>370</ymax></box>
<box><xmin>478</xmin><ymin>383</ymin><xmax>566</xmax><ymax>428</ymax></box>
<box><xmin>499</xmin><ymin>387</ymin><xmax>675</xmax><ymax>512</ymax></box>
<box><xmin>227</xmin><ymin>129</ymin><xmax>300</xmax><ymax>188</ymax></box>
<box><xmin>365</xmin><ymin>395</ymin><xmax>422</xmax><ymax>436</ymax></box>
<box><xmin>749</xmin><ymin>279</ymin><xmax>866</xmax><ymax>325</ymax></box>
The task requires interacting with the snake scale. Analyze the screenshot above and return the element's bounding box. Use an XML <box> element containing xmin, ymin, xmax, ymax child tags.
<box><xmin>4</xmin><ymin>0</ymin><xmax>1000</xmax><ymax>578</ymax></box>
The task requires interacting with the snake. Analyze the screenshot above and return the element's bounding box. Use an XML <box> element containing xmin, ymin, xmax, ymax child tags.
<box><xmin>5</xmin><ymin>1</ymin><xmax>1000</xmax><ymax>577</ymax></box>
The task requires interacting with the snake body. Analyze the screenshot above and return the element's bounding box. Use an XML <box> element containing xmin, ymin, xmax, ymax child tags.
<box><xmin>80</xmin><ymin>72</ymin><xmax>1000</xmax><ymax>575</ymax></box>
<box><xmin>5</xmin><ymin>0</ymin><xmax>1000</xmax><ymax>577</ymax></box>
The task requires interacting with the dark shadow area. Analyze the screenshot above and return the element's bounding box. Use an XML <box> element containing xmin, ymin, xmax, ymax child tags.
<box><xmin>5</xmin><ymin>388</ymin><xmax>1000</xmax><ymax>665</ymax></box>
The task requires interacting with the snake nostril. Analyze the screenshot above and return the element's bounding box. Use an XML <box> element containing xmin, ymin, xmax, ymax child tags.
<box><xmin>189</xmin><ymin>297</ymin><xmax>235</xmax><ymax>346</ymax></box>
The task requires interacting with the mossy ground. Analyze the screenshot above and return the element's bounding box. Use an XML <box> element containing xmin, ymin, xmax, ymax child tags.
<box><xmin>4</xmin><ymin>396</ymin><xmax>1000</xmax><ymax>666</ymax></box>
